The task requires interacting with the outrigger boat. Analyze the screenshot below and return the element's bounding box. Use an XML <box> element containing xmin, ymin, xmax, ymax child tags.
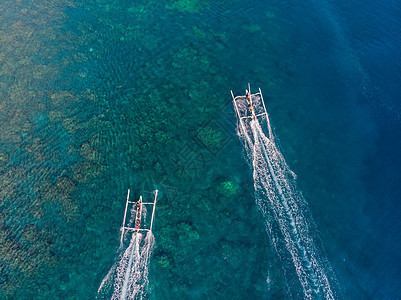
<box><xmin>231</xmin><ymin>83</ymin><xmax>274</xmax><ymax>141</ymax></box>
<box><xmin>120</xmin><ymin>189</ymin><xmax>158</xmax><ymax>243</ymax></box>
<box><xmin>245</xmin><ymin>89</ymin><xmax>257</xmax><ymax>120</ymax></box>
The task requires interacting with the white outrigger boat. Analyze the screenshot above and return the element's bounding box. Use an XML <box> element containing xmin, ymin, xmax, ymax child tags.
<box><xmin>231</xmin><ymin>83</ymin><xmax>274</xmax><ymax>141</ymax></box>
<box><xmin>120</xmin><ymin>189</ymin><xmax>158</xmax><ymax>243</ymax></box>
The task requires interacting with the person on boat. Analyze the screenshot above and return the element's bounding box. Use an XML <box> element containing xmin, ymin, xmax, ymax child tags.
<box><xmin>246</xmin><ymin>90</ymin><xmax>253</xmax><ymax>108</ymax></box>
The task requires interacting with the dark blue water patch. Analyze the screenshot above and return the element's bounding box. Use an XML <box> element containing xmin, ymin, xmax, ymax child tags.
<box><xmin>315</xmin><ymin>0</ymin><xmax>401</xmax><ymax>297</ymax></box>
<box><xmin>360</xmin><ymin>122</ymin><xmax>401</xmax><ymax>297</ymax></box>
<box><xmin>327</xmin><ymin>0</ymin><xmax>401</xmax><ymax>296</ymax></box>
<box><xmin>336</xmin><ymin>0</ymin><xmax>401</xmax><ymax>109</ymax></box>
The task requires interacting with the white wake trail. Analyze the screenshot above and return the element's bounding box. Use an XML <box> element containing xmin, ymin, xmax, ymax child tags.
<box><xmin>98</xmin><ymin>231</ymin><xmax>155</xmax><ymax>300</ymax></box>
<box><xmin>239</xmin><ymin>117</ymin><xmax>336</xmax><ymax>299</ymax></box>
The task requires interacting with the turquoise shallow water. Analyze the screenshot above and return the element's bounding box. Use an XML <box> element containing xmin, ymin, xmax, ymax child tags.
<box><xmin>1</xmin><ymin>0</ymin><xmax>400</xmax><ymax>299</ymax></box>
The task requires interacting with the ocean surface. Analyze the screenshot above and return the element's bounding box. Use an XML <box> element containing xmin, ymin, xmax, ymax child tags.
<box><xmin>0</xmin><ymin>0</ymin><xmax>400</xmax><ymax>299</ymax></box>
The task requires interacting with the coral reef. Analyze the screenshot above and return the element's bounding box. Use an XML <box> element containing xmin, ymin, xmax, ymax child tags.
<box><xmin>217</xmin><ymin>180</ymin><xmax>240</xmax><ymax>197</ymax></box>
<box><xmin>168</xmin><ymin>0</ymin><xmax>206</xmax><ymax>13</ymax></box>
<box><xmin>0</xmin><ymin>151</ymin><xmax>9</xmax><ymax>166</ymax></box>
<box><xmin>197</xmin><ymin>126</ymin><xmax>225</xmax><ymax>153</ymax></box>
<box><xmin>0</xmin><ymin>0</ymin><xmax>268</xmax><ymax>298</ymax></box>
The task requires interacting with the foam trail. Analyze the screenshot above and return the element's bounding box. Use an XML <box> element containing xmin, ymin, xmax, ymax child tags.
<box><xmin>237</xmin><ymin>114</ymin><xmax>336</xmax><ymax>299</ymax></box>
<box><xmin>120</xmin><ymin>233</ymin><xmax>141</xmax><ymax>299</ymax></box>
<box><xmin>97</xmin><ymin>231</ymin><xmax>155</xmax><ymax>300</ymax></box>
<box><xmin>98</xmin><ymin>262</ymin><xmax>117</xmax><ymax>294</ymax></box>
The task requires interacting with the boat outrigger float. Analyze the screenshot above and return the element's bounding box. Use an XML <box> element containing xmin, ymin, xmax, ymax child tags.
<box><xmin>120</xmin><ymin>189</ymin><xmax>158</xmax><ymax>243</ymax></box>
<box><xmin>231</xmin><ymin>83</ymin><xmax>274</xmax><ymax>140</ymax></box>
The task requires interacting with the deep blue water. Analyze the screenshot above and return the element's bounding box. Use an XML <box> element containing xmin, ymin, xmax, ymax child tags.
<box><xmin>0</xmin><ymin>0</ymin><xmax>400</xmax><ymax>298</ymax></box>
<box><xmin>322</xmin><ymin>0</ymin><xmax>401</xmax><ymax>297</ymax></box>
